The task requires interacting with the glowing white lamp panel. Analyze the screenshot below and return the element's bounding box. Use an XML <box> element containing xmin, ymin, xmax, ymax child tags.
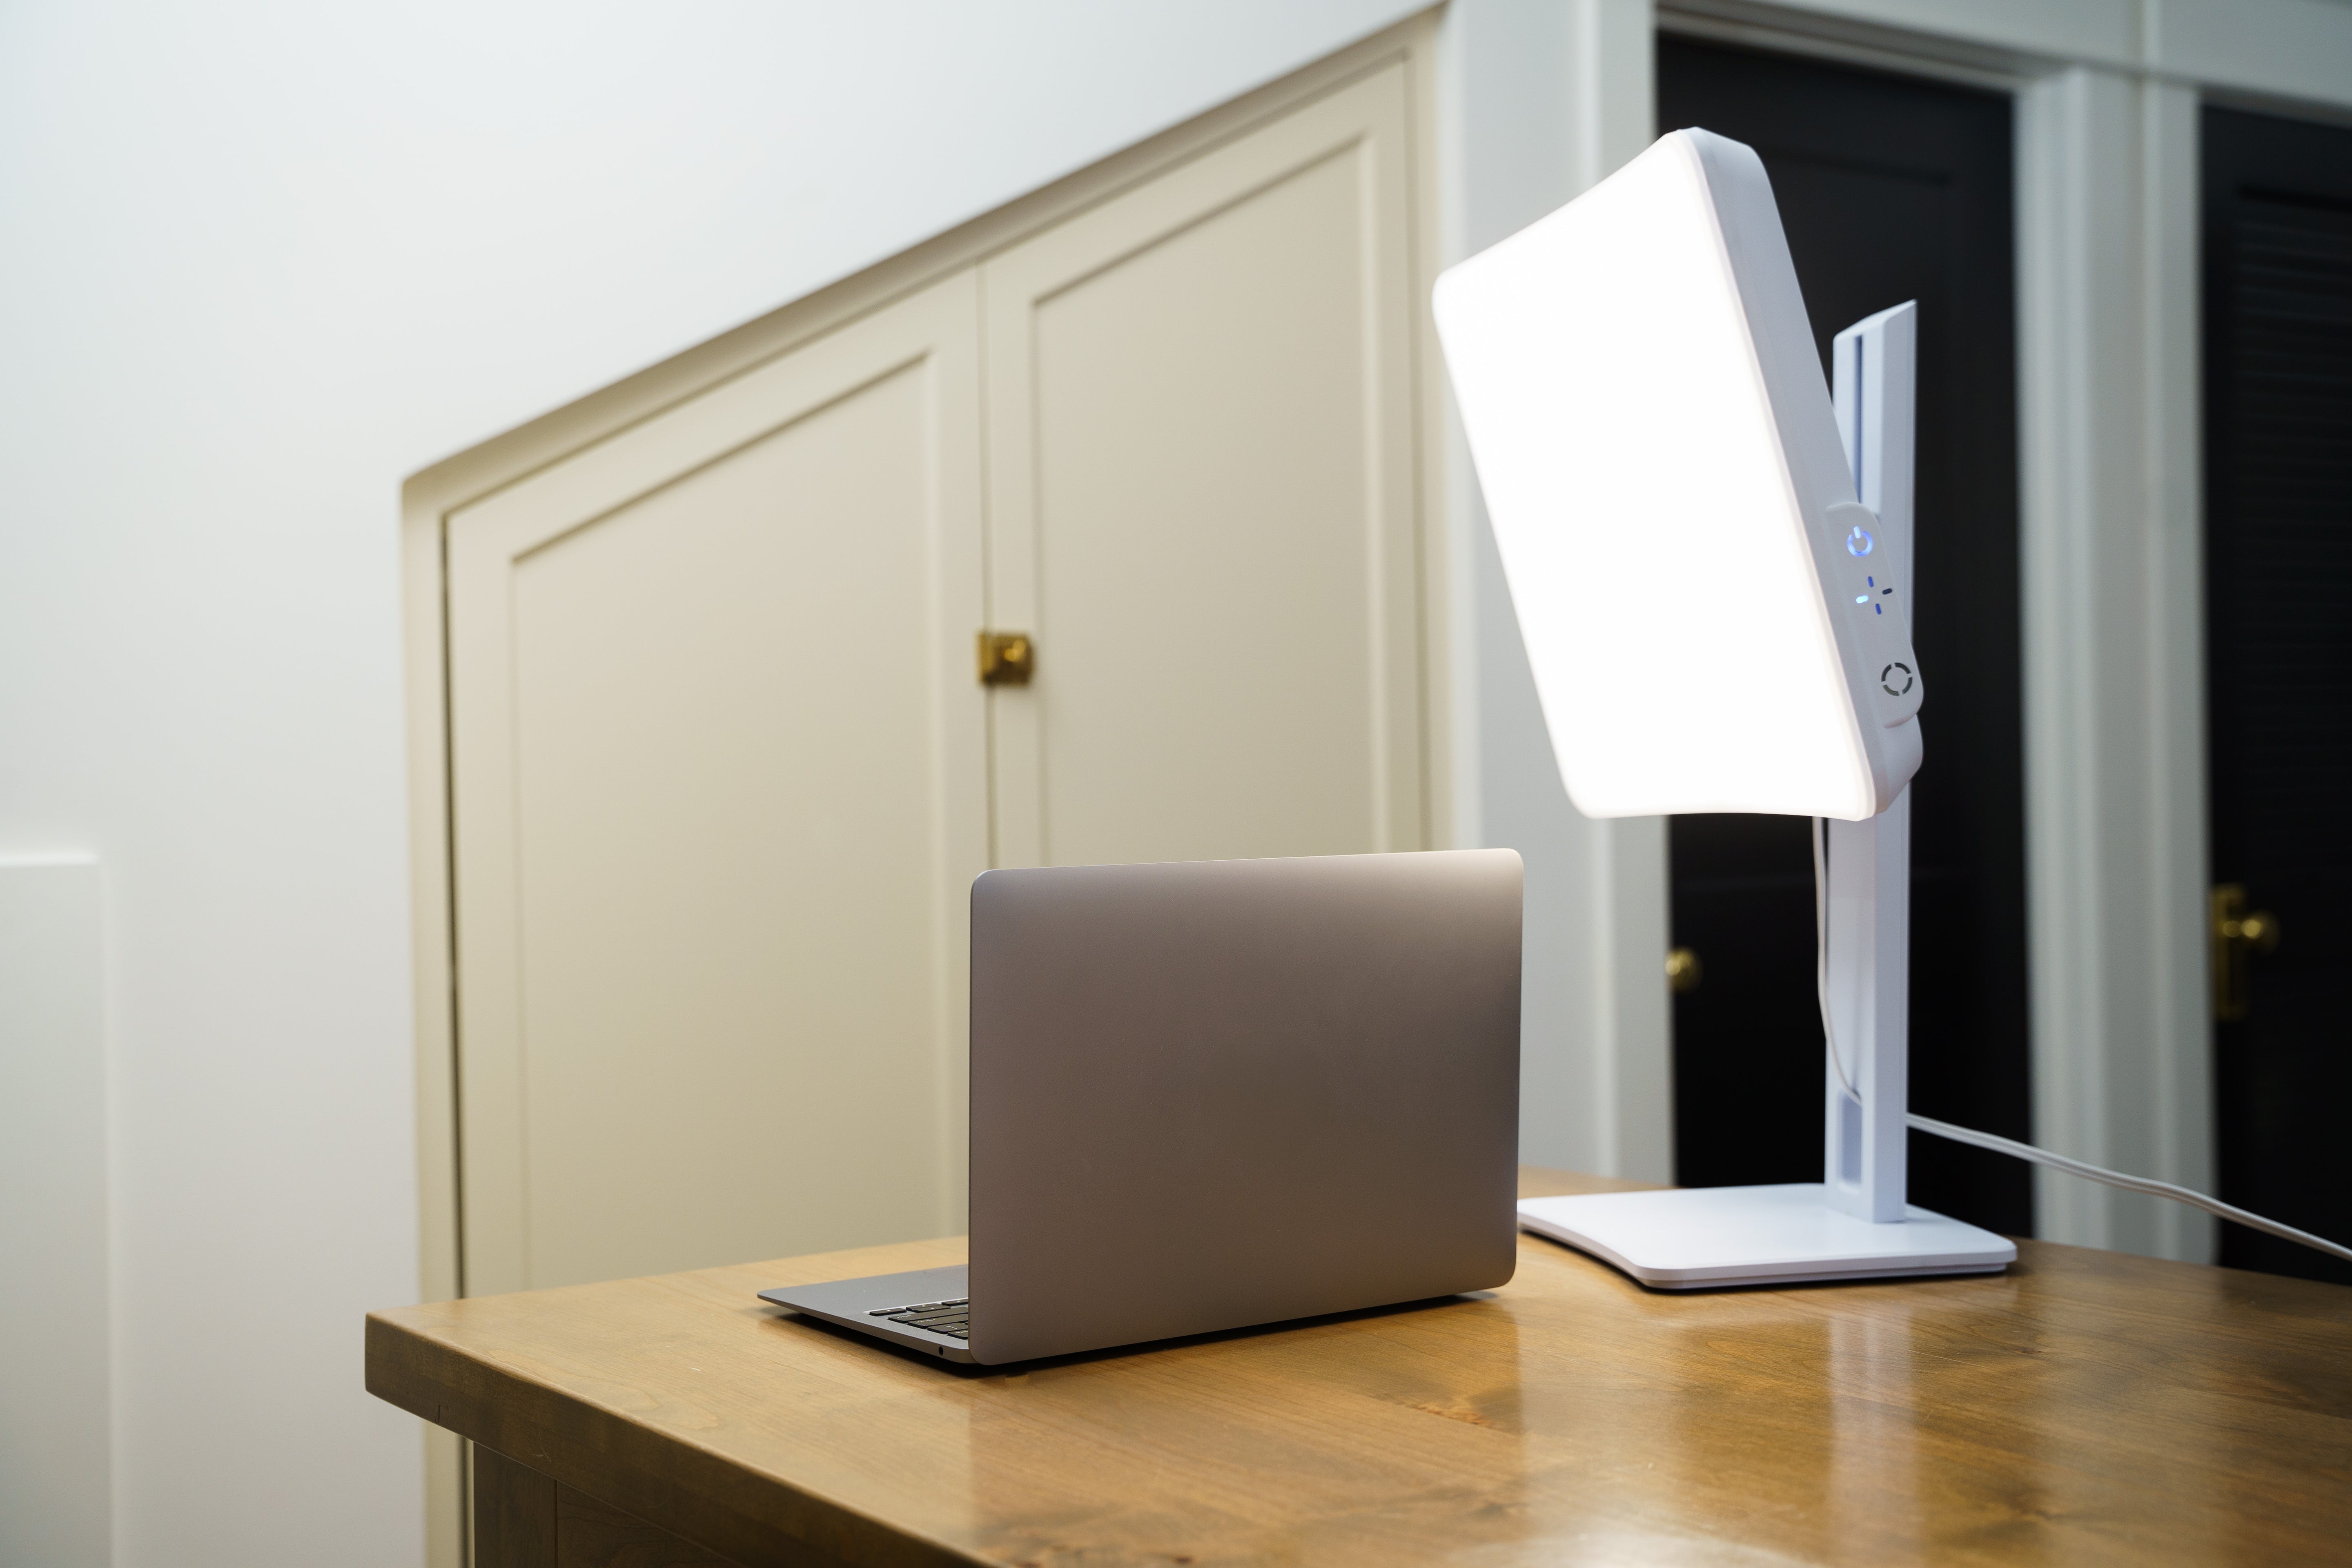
<box><xmin>1434</xmin><ymin>129</ymin><xmax>1921</xmax><ymax>820</ymax></box>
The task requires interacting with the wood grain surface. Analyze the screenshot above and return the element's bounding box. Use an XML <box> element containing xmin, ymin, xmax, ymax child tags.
<box><xmin>368</xmin><ymin>1168</ymin><xmax>2352</xmax><ymax>1566</ymax></box>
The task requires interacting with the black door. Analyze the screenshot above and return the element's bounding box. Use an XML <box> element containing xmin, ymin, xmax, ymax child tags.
<box><xmin>1657</xmin><ymin>39</ymin><xmax>2031</xmax><ymax>1236</ymax></box>
<box><xmin>2203</xmin><ymin>107</ymin><xmax>2352</xmax><ymax>1286</ymax></box>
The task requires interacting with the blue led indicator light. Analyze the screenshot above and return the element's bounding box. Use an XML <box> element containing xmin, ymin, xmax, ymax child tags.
<box><xmin>1854</xmin><ymin>595</ymin><xmax>1868</xmax><ymax>604</ymax></box>
<box><xmin>1846</xmin><ymin>526</ymin><xmax>1874</xmax><ymax>557</ymax></box>
<box><xmin>1875</xmin><ymin>604</ymin><xmax>1883</xmax><ymax>615</ymax></box>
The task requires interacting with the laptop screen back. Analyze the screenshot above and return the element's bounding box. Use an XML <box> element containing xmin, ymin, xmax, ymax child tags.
<box><xmin>968</xmin><ymin>849</ymin><xmax>1522</xmax><ymax>1363</ymax></box>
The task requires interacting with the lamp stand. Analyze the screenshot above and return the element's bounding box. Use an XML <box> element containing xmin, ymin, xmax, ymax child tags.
<box><xmin>1516</xmin><ymin>303</ymin><xmax>2016</xmax><ymax>1288</ymax></box>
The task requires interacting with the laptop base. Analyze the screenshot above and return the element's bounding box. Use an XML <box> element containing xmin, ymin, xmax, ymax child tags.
<box><xmin>760</xmin><ymin>1265</ymin><xmax>977</xmax><ymax>1363</ymax></box>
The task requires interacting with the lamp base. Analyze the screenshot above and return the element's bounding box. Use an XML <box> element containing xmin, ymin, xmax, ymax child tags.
<box><xmin>1518</xmin><ymin>1183</ymin><xmax>2015</xmax><ymax>1290</ymax></box>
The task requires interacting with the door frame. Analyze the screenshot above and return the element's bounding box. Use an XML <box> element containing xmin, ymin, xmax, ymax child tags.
<box><xmin>398</xmin><ymin>13</ymin><xmax>1448</xmax><ymax>1562</ymax></box>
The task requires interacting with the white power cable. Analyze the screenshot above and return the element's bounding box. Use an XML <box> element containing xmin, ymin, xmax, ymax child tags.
<box><xmin>1904</xmin><ymin>1112</ymin><xmax>2352</xmax><ymax>1265</ymax></box>
<box><xmin>1812</xmin><ymin>816</ymin><xmax>1860</xmax><ymax>1105</ymax></box>
<box><xmin>1810</xmin><ymin>817</ymin><xmax>2352</xmax><ymax>1267</ymax></box>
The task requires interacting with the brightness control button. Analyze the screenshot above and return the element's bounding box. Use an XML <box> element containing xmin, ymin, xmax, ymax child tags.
<box><xmin>1845</xmin><ymin>525</ymin><xmax>1875</xmax><ymax>557</ymax></box>
<box><xmin>1881</xmin><ymin>662</ymin><xmax>1915</xmax><ymax>698</ymax></box>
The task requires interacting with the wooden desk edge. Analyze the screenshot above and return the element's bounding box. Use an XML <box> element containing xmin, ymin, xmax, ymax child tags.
<box><xmin>365</xmin><ymin>1311</ymin><xmax>976</xmax><ymax>1568</ymax></box>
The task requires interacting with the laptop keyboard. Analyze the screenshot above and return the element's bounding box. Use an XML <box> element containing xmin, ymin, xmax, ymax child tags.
<box><xmin>869</xmin><ymin>1296</ymin><xmax>969</xmax><ymax>1340</ymax></box>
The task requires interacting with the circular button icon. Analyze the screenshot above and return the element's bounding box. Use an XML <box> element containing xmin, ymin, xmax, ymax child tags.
<box><xmin>1846</xmin><ymin>525</ymin><xmax>1875</xmax><ymax>557</ymax></box>
<box><xmin>1880</xmin><ymin>662</ymin><xmax>1914</xmax><ymax>697</ymax></box>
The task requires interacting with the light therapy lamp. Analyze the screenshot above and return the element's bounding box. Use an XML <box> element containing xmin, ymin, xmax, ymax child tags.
<box><xmin>1440</xmin><ymin>128</ymin><xmax>2352</xmax><ymax>1284</ymax></box>
<box><xmin>1435</xmin><ymin>128</ymin><xmax>2009</xmax><ymax>1287</ymax></box>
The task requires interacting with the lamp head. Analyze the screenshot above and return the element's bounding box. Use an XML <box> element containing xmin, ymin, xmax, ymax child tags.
<box><xmin>1434</xmin><ymin>129</ymin><xmax>1921</xmax><ymax>820</ymax></box>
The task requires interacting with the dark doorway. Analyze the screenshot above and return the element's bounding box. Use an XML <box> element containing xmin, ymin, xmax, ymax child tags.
<box><xmin>1657</xmin><ymin>39</ymin><xmax>2032</xmax><ymax>1236</ymax></box>
<box><xmin>2203</xmin><ymin>107</ymin><xmax>2352</xmax><ymax>1286</ymax></box>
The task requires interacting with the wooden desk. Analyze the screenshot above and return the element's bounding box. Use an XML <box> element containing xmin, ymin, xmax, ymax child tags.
<box><xmin>368</xmin><ymin>1169</ymin><xmax>2352</xmax><ymax>1566</ymax></box>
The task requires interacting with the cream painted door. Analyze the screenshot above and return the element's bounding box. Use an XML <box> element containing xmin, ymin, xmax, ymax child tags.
<box><xmin>445</xmin><ymin>275</ymin><xmax>987</xmax><ymax>1294</ymax></box>
<box><xmin>982</xmin><ymin>64</ymin><xmax>1426</xmax><ymax>869</ymax></box>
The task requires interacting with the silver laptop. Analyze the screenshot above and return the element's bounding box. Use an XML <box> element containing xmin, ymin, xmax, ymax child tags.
<box><xmin>760</xmin><ymin>849</ymin><xmax>1522</xmax><ymax>1365</ymax></box>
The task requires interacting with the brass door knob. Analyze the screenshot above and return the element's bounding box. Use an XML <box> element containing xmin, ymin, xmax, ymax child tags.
<box><xmin>1666</xmin><ymin>946</ymin><xmax>1702</xmax><ymax>994</ymax></box>
<box><xmin>978</xmin><ymin>631</ymin><xmax>1035</xmax><ymax>686</ymax></box>
<box><xmin>2211</xmin><ymin>883</ymin><xmax>2281</xmax><ymax>1022</ymax></box>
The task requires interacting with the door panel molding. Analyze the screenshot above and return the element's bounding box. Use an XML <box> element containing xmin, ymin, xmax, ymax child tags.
<box><xmin>445</xmin><ymin>273</ymin><xmax>987</xmax><ymax>1296</ymax></box>
<box><xmin>405</xmin><ymin>3</ymin><xmax>1446</xmax><ymax>1305</ymax></box>
<box><xmin>981</xmin><ymin>64</ymin><xmax>1426</xmax><ymax>869</ymax></box>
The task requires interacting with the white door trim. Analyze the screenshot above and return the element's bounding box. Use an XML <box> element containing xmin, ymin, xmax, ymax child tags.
<box><xmin>2016</xmin><ymin>66</ymin><xmax>2214</xmax><ymax>1260</ymax></box>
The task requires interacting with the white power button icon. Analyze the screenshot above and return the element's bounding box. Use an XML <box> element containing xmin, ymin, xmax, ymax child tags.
<box><xmin>1846</xmin><ymin>525</ymin><xmax>1874</xmax><ymax>557</ymax></box>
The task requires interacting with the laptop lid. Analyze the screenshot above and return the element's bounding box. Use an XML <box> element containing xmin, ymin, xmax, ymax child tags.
<box><xmin>967</xmin><ymin>849</ymin><xmax>1522</xmax><ymax>1363</ymax></box>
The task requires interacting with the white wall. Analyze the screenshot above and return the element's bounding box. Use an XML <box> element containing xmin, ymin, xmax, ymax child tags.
<box><xmin>0</xmin><ymin>861</ymin><xmax>110</xmax><ymax>1568</ymax></box>
<box><xmin>0</xmin><ymin>4</ymin><xmax>1427</xmax><ymax>1561</ymax></box>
